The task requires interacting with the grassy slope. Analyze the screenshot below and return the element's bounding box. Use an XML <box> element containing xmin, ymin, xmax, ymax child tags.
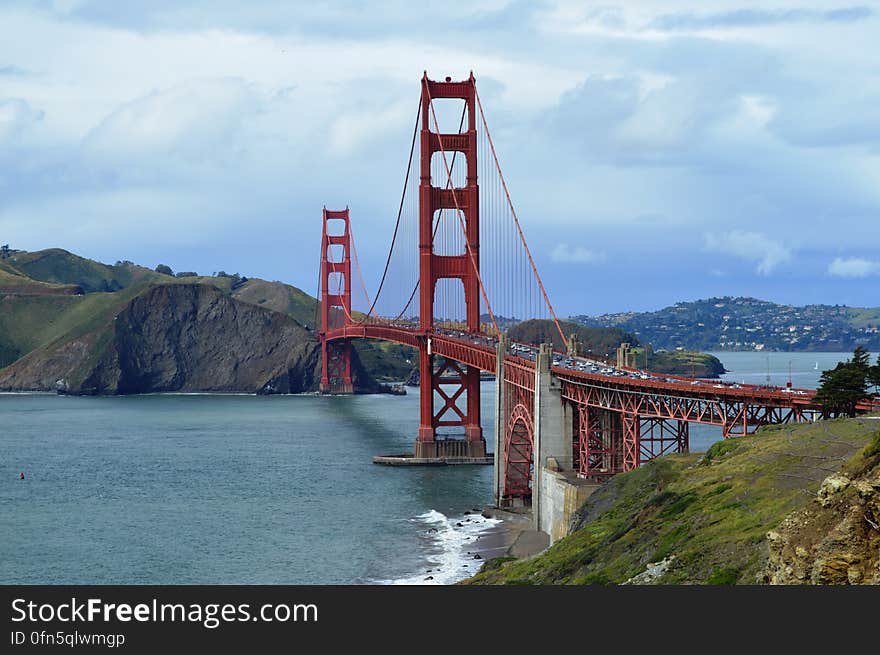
<box><xmin>0</xmin><ymin>260</ymin><xmax>76</xmax><ymax>292</ymax></box>
<box><xmin>0</xmin><ymin>280</ymin><xmax>168</xmax><ymax>371</ymax></box>
<box><xmin>466</xmin><ymin>417</ymin><xmax>877</xmax><ymax>585</ymax></box>
<box><xmin>3</xmin><ymin>249</ymin><xmax>169</xmax><ymax>292</ymax></box>
<box><xmin>846</xmin><ymin>307</ymin><xmax>880</xmax><ymax>329</ymax></box>
<box><xmin>1</xmin><ymin>249</ymin><xmax>413</xmax><ymax>382</ymax></box>
<box><xmin>230</xmin><ymin>278</ymin><xmax>317</xmax><ymax>328</ymax></box>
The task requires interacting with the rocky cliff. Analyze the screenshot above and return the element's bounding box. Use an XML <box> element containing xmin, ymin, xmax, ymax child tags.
<box><xmin>0</xmin><ymin>284</ymin><xmax>382</xmax><ymax>395</ymax></box>
<box><xmin>763</xmin><ymin>425</ymin><xmax>880</xmax><ymax>584</ymax></box>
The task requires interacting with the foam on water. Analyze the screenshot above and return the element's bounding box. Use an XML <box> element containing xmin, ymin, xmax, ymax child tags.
<box><xmin>376</xmin><ymin>509</ymin><xmax>503</xmax><ymax>585</ymax></box>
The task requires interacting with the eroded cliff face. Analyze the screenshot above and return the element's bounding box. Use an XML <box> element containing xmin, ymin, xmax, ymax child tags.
<box><xmin>762</xmin><ymin>430</ymin><xmax>880</xmax><ymax>585</ymax></box>
<box><xmin>0</xmin><ymin>284</ymin><xmax>380</xmax><ymax>395</ymax></box>
<box><xmin>80</xmin><ymin>284</ymin><xmax>321</xmax><ymax>394</ymax></box>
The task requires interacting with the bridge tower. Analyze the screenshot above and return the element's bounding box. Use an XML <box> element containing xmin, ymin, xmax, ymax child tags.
<box><xmin>319</xmin><ymin>207</ymin><xmax>354</xmax><ymax>394</ymax></box>
<box><xmin>415</xmin><ymin>73</ymin><xmax>486</xmax><ymax>459</ymax></box>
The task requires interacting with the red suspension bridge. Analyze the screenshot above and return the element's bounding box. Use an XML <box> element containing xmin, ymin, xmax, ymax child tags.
<box><xmin>317</xmin><ymin>73</ymin><xmax>826</xmax><ymax>512</ymax></box>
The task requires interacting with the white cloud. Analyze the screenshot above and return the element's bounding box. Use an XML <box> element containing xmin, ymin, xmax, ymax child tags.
<box><xmin>0</xmin><ymin>98</ymin><xmax>44</xmax><ymax>141</ymax></box>
<box><xmin>328</xmin><ymin>101</ymin><xmax>412</xmax><ymax>156</ymax></box>
<box><xmin>550</xmin><ymin>243</ymin><xmax>606</xmax><ymax>264</ymax></box>
<box><xmin>827</xmin><ymin>256</ymin><xmax>880</xmax><ymax>278</ymax></box>
<box><xmin>83</xmin><ymin>78</ymin><xmax>260</xmax><ymax>161</ymax></box>
<box><xmin>703</xmin><ymin>230</ymin><xmax>792</xmax><ymax>275</ymax></box>
<box><xmin>0</xmin><ymin>1</ymin><xmax>878</xmax><ymax>312</ymax></box>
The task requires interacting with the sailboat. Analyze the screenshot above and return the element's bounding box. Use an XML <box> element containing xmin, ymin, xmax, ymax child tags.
<box><xmin>813</xmin><ymin>361</ymin><xmax>819</xmax><ymax>370</ymax></box>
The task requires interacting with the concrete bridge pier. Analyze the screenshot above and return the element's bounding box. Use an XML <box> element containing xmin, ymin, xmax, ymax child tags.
<box><xmin>532</xmin><ymin>344</ymin><xmax>568</xmax><ymax>520</ymax></box>
<box><xmin>533</xmin><ymin>344</ymin><xmax>592</xmax><ymax>539</ymax></box>
<box><xmin>493</xmin><ymin>335</ymin><xmax>508</xmax><ymax>508</ymax></box>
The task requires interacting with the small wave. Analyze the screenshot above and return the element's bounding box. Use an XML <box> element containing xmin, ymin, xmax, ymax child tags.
<box><xmin>375</xmin><ymin>509</ymin><xmax>502</xmax><ymax>585</ymax></box>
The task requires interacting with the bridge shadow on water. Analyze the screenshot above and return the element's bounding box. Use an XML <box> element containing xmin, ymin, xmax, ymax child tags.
<box><xmin>317</xmin><ymin>388</ymin><xmax>496</xmax><ymax>511</ymax></box>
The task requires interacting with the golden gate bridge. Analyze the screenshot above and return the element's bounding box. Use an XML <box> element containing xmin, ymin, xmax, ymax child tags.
<box><xmin>316</xmin><ymin>72</ymin><xmax>828</xmax><ymax>512</ymax></box>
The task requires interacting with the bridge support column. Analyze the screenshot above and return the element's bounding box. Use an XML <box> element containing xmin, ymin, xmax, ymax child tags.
<box><xmin>621</xmin><ymin>413</ymin><xmax>640</xmax><ymax>472</ymax></box>
<box><xmin>413</xmin><ymin>339</ymin><xmax>488</xmax><ymax>461</ymax></box>
<box><xmin>494</xmin><ymin>335</ymin><xmax>507</xmax><ymax>507</ymax></box>
<box><xmin>320</xmin><ymin>339</ymin><xmax>353</xmax><ymax>395</ymax></box>
<box><xmin>532</xmin><ymin>344</ymin><xmax>573</xmax><ymax>533</ymax></box>
<box><xmin>318</xmin><ymin>207</ymin><xmax>354</xmax><ymax>395</ymax></box>
<box><xmin>415</xmin><ymin>343</ymin><xmax>436</xmax><ymax>455</ymax></box>
<box><xmin>678</xmin><ymin>421</ymin><xmax>690</xmax><ymax>454</ymax></box>
<box><xmin>409</xmin><ymin>73</ymin><xmax>487</xmax><ymax>463</ymax></box>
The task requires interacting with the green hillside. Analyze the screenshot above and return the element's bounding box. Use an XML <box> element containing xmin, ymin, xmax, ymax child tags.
<box><xmin>231</xmin><ymin>277</ymin><xmax>318</xmax><ymax>328</ymax></box>
<box><xmin>509</xmin><ymin>319</ymin><xmax>639</xmax><ymax>358</ymax></box>
<box><xmin>0</xmin><ymin>258</ymin><xmax>81</xmax><ymax>295</ymax></box>
<box><xmin>0</xmin><ymin>285</ymin><xmax>151</xmax><ymax>369</ymax></box>
<box><xmin>0</xmin><ymin>248</ymin><xmax>412</xmax><ymax>385</ymax></box>
<box><xmin>2</xmin><ymin>248</ymin><xmax>167</xmax><ymax>292</ymax></box>
<box><xmin>466</xmin><ymin>417</ymin><xmax>878</xmax><ymax>585</ymax></box>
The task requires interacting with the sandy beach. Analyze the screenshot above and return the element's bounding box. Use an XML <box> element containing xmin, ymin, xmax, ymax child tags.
<box><xmin>472</xmin><ymin>508</ymin><xmax>549</xmax><ymax>563</ymax></box>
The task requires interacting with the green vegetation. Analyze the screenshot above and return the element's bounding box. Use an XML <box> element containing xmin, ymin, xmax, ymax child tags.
<box><xmin>229</xmin><ymin>278</ymin><xmax>317</xmax><ymax>328</ymax></box>
<box><xmin>0</xmin><ymin>288</ymin><xmax>152</xmax><ymax>369</ymax></box>
<box><xmin>0</xmin><ymin>248</ymin><xmax>416</xmax><ymax>386</ymax></box>
<box><xmin>706</xmin><ymin>566</ymin><xmax>741</xmax><ymax>585</ymax></box>
<box><xmin>351</xmin><ymin>341</ymin><xmax>417</xmax><ymax>382</ymax></box>
<box><xmin>1</xmin><ymin>248</ymin><xmax>168</xmax><ymax>292</ymax></box>
<box><xmin>632</xmin><ymin>347</ymin><xmax>726</xmax><ymax>378</ymax></box>
<box><xmin>508</xmin><ymin>319</ymin><xmax>638</xmax><ymax>358</ymax></box>
<box><xmin>465</xmin><ymin>417</ymin><xmax>878</xmax><ymax>585</ymax></box>
<box><xmin>846</xmin><ymin>306</ymin><xmax>880</xmax><ymax>330</ymax></box>
<box><xmin>0</xmin><ymin>259</ymin><xmax>80</xmax><ymax>294</ymax></box>
<box><xmin>814</xmin><ymin>346</ymin><xmax>879</xmax><ymax>417</ymax></box>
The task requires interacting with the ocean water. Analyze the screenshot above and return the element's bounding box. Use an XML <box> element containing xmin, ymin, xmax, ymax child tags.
<box><xmin>1</xmin><ymin>389</ymin><xmax>501</xmax><ymax>585</ymax></box>
<box><xmin>0</xmin><ymin>351</ymin><xmax>864</xmax><ymax>584</ymax></box>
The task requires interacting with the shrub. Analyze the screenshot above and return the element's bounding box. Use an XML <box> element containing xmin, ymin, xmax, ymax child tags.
<box><xmin>707</xmin><ymin>566</ymin><xmax>740</xmax><ymax>585</ymax></box>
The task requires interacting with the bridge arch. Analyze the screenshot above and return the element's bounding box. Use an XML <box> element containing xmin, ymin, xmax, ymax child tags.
<box><xmin>503</xmin><ymin>402</ymin><xmax>534</xmax><ymax>500</ymax></box>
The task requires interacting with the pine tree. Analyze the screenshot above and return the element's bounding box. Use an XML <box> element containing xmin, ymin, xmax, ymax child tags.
<box><xmin>814</xmin><ymin>348</ymin><xmax>871</xmax><ymax>417</ymax></box>
<box><xmin>868</xmin><ymin>354</ymin><xmax>880</xmax><ymax>395</ymax></box>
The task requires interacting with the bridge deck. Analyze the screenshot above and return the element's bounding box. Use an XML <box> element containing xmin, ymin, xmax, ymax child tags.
<box><xmin>323</xmin><ymin>324</ymin><xmax>823</xmax><ymax>409</ymax></box>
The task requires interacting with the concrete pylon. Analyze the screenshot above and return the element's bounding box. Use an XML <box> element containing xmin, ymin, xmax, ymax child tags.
<box><xmin>493</xmin><ymin>334</ymin><xmax>508</xmax><ymax>507</ymax></box>
<box><xmin>532</xmin><ymin>343</ymin><xmax>573</xmax><ymax>532</ymax></box>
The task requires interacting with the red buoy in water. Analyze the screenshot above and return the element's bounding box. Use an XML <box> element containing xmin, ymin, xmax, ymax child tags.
<box><xmin>20</xmin><ymin>472</ymin><xmax>24</xmax><ymax>480</ymax></box>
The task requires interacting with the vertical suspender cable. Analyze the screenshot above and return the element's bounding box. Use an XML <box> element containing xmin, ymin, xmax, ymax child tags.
<box><xmin>474</xmin><ymin>85</ymin><xmax>566</xmax><ymax>346</ymax></box>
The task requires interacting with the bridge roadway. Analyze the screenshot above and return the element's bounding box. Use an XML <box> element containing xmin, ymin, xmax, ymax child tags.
<box><xmin>322</xmin><ymin>324</ymin><xmax>820</xmax><ymax>425</ymax></box>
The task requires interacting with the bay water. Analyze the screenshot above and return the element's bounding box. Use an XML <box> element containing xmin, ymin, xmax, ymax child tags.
<box><xmin>0</xmin><ymin>351</ymin><xmax>866</xmax><ymax>584</ymax></box>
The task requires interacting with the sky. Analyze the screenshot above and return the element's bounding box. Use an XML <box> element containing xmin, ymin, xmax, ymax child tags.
<box><xmin>1</xmin><ymin>0</ymin><xmax>878</xmax><ymax>316</ymax></box>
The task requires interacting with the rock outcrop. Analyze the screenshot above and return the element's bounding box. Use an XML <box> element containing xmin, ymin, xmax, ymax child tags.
<box><xmin>762</xmin><ymin>431</ymin><xmax>880</xmax><ymax>585</ymax></box>
<box><xmin>0</xmin><ymin>283</ymin><xmax>381</xmax><ymax>395</ymax></box>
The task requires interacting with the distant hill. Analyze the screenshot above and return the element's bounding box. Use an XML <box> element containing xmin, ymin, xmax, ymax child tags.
<box><xmin>506</xmin><ymin>319</ymin><xmax>724</xmax><ymax>377</ymax></box>
<box><xmin>573</xmin><ymin>297</ymin><xmax>880</xmax><ymax>352</ymax></box>
<box><xmin>509</xmin><ymin>319</ymin><xmax>639</xmax><ymax>358</ymax></box>
<box><xmin>0</xmin><ymin>248</ymin><xmax>406</xmax><ymax>390</ymax></box>
<box><xmin>1</xmin><ymin>248</ymin><xmax>163</xmax><ymax>292</ymax></box>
